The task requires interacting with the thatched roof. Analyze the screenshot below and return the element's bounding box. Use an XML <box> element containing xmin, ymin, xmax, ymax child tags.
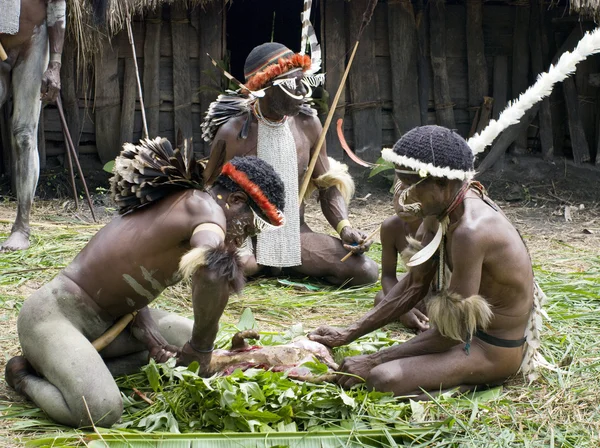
<box><xmin>67</xmin><ymin>0</ymin><xmax>211</xmax><ymax>65</ymax></box>
<box><xmin>570</xmin><ymin>0</ymin><xmax>600</xmax><ymax>16</ymax></box>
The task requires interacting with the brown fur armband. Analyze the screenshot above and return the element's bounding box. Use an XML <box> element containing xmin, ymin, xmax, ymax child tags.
<box><xmin>303</xmin><ymin>157</ymin><xmax>355</xmax><ymax>204</ymax></box>
<box><xmin>179</xmin><ymin>244</ymin><xmax>245</xmax><ymax>293</ymax></box>
<box><xmin>427</xmin><ymin>290</ymin><xmax>493</xmax><ymax>342</ymax></box>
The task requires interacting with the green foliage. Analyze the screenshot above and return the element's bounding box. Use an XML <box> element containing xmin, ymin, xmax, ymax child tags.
<box><xmin>103</xmin><ymin>160</ymin><xmax>114</xmax><ymax>173</ymax></box>
<box><xmin>369</xmin><ymin>158</ymin><xmax>395</xmax><ymax>188</ymax></box>
<box><xmin>115</xmin><ymin>359</ymin><xmax>413</xmax><ymax>434</ymax></box>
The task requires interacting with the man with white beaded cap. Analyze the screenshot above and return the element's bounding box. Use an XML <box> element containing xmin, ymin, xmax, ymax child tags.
<box><xmin>310</xmin><ymin>125</ymin><xmax>547</xmax><ymax>396</ymax></box>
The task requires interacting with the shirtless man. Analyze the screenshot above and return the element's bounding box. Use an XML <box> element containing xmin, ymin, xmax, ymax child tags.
<box><xmin>376</xmin><ymin>214</ymin><xmax>428</xmax><ymax>332</ymax></box>
<box><xmin>0</xmin><ymin>0</ymin><xmax>66</xmax><ymax>250</ymax></box>
<box><xmin>310</xmin><ymin>126</ymin><xmax>544</xmax><ymax>397</ymax></box>
<box><xmin>202</xmin><ymin>42</ymin><xmax>378</xmax><ymax>286</ymax></box>
<box><xmin>5</xmin><ymin>138</ymin><xmax>286</xmax><ymax>428</ymax></box>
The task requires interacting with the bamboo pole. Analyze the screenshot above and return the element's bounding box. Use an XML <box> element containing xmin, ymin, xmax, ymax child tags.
<box><xmin>298</xmin><ymin>41</ymin><xmax>359</xmax><ymax>201</ymax></box>
<box><xmin>340</xmin><ymin>225</ymin><xmax>380</xmax><ymax>262</ymax></box>
<box><xmin>92</xmin><ymin>311</ymin><xmax>138</xmax><ymax>351</ymax></box>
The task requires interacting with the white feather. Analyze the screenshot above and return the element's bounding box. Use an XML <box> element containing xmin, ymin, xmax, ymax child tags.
<box><xmin>469</xmin><ymin>27</ymin><xmax>600</xmax><ymax>155</ymax></box>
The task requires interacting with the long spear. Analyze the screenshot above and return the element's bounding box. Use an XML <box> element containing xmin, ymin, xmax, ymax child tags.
<box><xmin>297</xmin><ymin>0</ymin><xmax>378</xmax><ymax>201</ymax></box>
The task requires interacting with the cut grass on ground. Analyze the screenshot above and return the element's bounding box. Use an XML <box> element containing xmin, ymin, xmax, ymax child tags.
<box><xmin>0</xmin><ymin>208</ymin><xmax>599</xmax><ymax>447</ymax></box>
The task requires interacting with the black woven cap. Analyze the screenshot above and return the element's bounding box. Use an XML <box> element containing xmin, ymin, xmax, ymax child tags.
<box><xmin>392</xmin><ymin>126</ymin><xmax>474</xmax><ymax>173</ymax></box>
<box><xmin>244</xmin><ymin>42</ymin><xmax>294</xmax><ymax>81</ymax></box>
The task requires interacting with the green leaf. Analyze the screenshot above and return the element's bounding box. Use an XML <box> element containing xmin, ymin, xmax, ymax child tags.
<box><xmin>369</xmin><ymin>158</ymin><xmax>395</xmax><ymax>178</ymax></box>
<box><xmin>103</xmin><ymin>160</ymin><xmax>115</xmax><ymax>173</ymax></box>
<box><xmin>237</xmin><ymin>308</ymin><xmax>258</xmax><ymax>331</ymax></box>
<box><xmin>145</xmin><ymin>360</ymin><xmax>161</xmax><ymax>392</ymax></box>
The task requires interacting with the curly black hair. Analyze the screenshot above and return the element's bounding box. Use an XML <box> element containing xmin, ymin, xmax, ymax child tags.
<box><xmin>214</xmin><ymin>156</ymin><xmax>286</xmax><ymax>216</ymax></box>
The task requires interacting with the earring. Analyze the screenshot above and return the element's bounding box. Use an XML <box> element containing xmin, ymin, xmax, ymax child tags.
<box><xmin>217</xmin><ymin>194</ymin><xmax>223</xmax><ymax>200</ymax></box>
<box><xmin>225</xmin><ymin>203</ymin><xmax>230</xmax><ymax>209</ymax></box>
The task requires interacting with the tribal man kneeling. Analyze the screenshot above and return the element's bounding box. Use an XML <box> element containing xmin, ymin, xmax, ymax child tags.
<box><xmin>309</xmin><ymin>125</ymin><xmax>547</xmax><ymax>397</ymax></box>
<box><xmin>4</xmin><ymin>139</ymin><xmax>286</xmax><ymax>428</ymax></box>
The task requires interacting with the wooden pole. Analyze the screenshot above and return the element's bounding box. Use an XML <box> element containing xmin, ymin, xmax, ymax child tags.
<box><xmin>298</xmin><ymin>41</ymin><xmax>360</xmax><ymax>202</ymax></box>
<box><xmin>126</xmin><ymin>15</ymin><xmax>149</xmax><ymax>139</ymax></box>
<box><xmin>340</xmin><ymin>225</ymin><xmax>380</xmax><ymax>262</ymax></box>
<box><xmin>92</xmin><ymin>311</ymin><xmax>138</xmax><ymax>351</ymax></box>
<box><xmin>57</xmin><ymin>96</ymin><xmax>97</xmax><ymax>221</ymax></box>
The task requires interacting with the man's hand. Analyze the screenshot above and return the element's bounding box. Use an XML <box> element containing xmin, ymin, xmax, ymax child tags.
<box><xmin>399</xmin><ymin>308</ymin><xmax>430</xmax><ymax>333</ymax></box>
<box><xmin>308</xmin><ymin>325</ymin><xmax>350</xmax><ymax>348</ymax></box>
<box><xmin>40</xmin><ymin>62</ymin><xmax>61</xmax><ymax>103</ymax></box>
<box><xmin>177</xmin><ymin>342</ymin><xmax>213</xmax><ymax>376</ymax></box>
<box><xmin>340</xmin><ymin>227</ymin><xmax>372</xmax><ymax>255</ymax></box>
<box><xmin>149</xmin><ymin>344</ymin><xmax>180</xmax><ymax>364</ymax></box>
<box><xmin>337</xmin><ymin>354</ymin><xmax>379</xmax><ymax>389</ymax></box>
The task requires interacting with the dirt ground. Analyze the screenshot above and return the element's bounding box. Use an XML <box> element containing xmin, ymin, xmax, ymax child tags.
<box><xmin>0</xmin><ymin>154</ymin><xmax>599</xmax><ymax>445</ymax></box>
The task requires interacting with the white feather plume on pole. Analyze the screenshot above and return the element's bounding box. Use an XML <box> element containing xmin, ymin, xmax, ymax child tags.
<box><xmin>468</xmin><ymin>27</ymin><xmax>600</xmax><ymax>155</ymax></box>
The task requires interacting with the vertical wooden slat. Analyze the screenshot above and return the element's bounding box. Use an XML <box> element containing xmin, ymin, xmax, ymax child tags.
<box><xmin>171</xmin><ymin>4</ymin><xmax>192</xmax><ymax>143</ymax></box>
<box><xmin>324</xmin><ymin>0</ymin><xmax>345</xmax><ymax>159</ymax></box>
<box><xmin>466</xmin><ymin>0</ymin><xmax>487</xmax><ymax>130</ymax></box>
<box><xmin>61</xmin><ymin>38</ymin><xmax>81</xmax><ymax>154</ymax></box>
<box><xmin>144</xmin><ymin>8</ymin><xmax>162</xmax><ymax>138</ymax></box>
<box><xmin>492</xmin><ymin>55</ymin><xmax>508</xmax><ymax>120</ymax></box>
<box><xmin>429</xmin><ymin>0</ymin><xmax>455</xmax><ymax>129</ymax></box>
<box><xmin>512</xmin><ymin>6</ymin><xmax>530</xmax><ymax>153</ymax></box>
<box><xmin>346</xmin><ymin>0</ymin><xmax>382</xmax><ymax>162</ymax></box>
<box><xmin>94</xmin><ymin>38</ymin><xmax>121</xmax><ymax>164</ymax></box>
<box><xmin>120</xmin><ymin>57</ymin><xmax>137</xmax><ymax>145</ymax></box>
<box><xmin>197</xmin><ymin>0</ymin><xmax>223</xmax><ymax>156</ymax></box>
<box><xmin>563</xmin><ymin>78</ymin><xmax>590</xmax><ymax>164</ymax></box>
<box><xmin>529</xmin><ymin>0</ymin><xmax>553</xmax><ymax>160</ymax></box>
<box><xmin>415</xmin><ymin>0</ymin><xmax>429</xmax><ymax>126</ymax></box>
<box><xmin>554</xmin><ymin>26</ymin><xmax>592</xmax><ymax>164</ymax></box>
<box><xmin>388</xmin><ymin>0</ymin><xmax>420</xmax><ymax>138</ymax></box>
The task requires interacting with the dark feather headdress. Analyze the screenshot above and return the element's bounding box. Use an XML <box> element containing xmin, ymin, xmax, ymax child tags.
<box><xmin>110</xmin><ymin>137</ymin><xmax>205</xmax><ymax>215</ymax></box>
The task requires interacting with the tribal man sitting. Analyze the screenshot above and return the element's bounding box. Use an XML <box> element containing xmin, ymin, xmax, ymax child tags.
<box><xmin>202</xmin><ymin>42</ymin><xmax>378</xmax><ymax>286</ymax></box>
<box><xmin>5</xmin><ymin>138</ymin><xmax>286</xmax><ymax>428</ymax></box>
<box><xmin>309</xmin><ymin>125</ymin><xmax>548</xmax><ymax>397</ymax></box>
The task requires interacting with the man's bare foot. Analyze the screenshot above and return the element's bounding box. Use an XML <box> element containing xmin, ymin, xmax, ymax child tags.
<box><xmin>5</xmin><ymin>356</ymin><xmax>36</xmax><ymax>394</ymax></box>
<box><xmin>398</xmin><ymin>308</ymin><xmax>430</xmax><ymax>333</ymax></box>
<box><xmin>1</xmin><ymin>230</ymin><xmax>31</xmax><ymax>251</ymax></box>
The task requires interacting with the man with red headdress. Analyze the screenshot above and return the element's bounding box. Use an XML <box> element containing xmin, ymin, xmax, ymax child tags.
<box><xmin>202</xmin><ymin>42</ymin><xmax>378</xmax><ymax>287</ymax></box>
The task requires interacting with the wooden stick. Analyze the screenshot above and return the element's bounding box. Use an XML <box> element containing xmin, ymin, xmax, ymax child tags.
<box><xmin>340</xmin><ymin>225</ymin><xmax>380</xmax><ymax>262</ymax></box>
<box><xmin>126</xmin><ymin>14</ymin><xmax>149</xmax><ymax>140</ymax></box>
<box><xmin>298</xmin><ymin>40</ymin><xmax>360</xmax><ymax>202</ymax></box>
<box><xmin>92</xmin><ymin>311</ymin><xmax>138</xmax><ymax>351</ymax></box>
<box><xmin>56</xmin><ymin>96</ymin><xmax>97</xmax><ymax>222</ymax></box>
<box><xmin>0</xmin><ymin>41</ymin><xmax>8</xmax><ymax>61</ymax></box>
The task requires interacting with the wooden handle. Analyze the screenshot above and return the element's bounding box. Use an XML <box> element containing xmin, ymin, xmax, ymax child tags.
<box><xmin>0</xmin><ymin>41</ymin><xmax>8</xmax><ymax>62</ymax></box>
<box><xmin>340</xmin><ymin>225</ymin><xmax>381</xmax><ymax>262</ymax></box>
<box><xmin>92</xmin><ymin>311</ymin><xmax>138</xmax><ymax>351</ymax></box>
<box><xmin>298</xmin><ymin>40</ymin><xmax>360</xmax><ymax>202</ymax></box>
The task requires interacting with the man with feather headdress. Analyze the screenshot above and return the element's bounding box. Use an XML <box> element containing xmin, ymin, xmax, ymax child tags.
<box><xmin>310</xmin><ymin>126</ymin><xmax>548</xmax><ymax>396</ymax></box>
<box><xmin>202</xmin><ymin>40</ymin><xmax>378</xmax><ymax>287</ymax></box>
<box><xmin>4</xmin><ymin>138</ymin><xmax>286</xmax><ymax>428</ymax></box>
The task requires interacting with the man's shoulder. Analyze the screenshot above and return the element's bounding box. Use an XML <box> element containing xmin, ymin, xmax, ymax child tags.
<box><xmin>182</xmin><ymin>190</ymin><xmax>226</xmax><ymax>226</ymax></box>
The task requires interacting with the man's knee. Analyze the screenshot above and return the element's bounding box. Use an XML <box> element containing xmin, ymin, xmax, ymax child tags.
<box><xmin>349</xmin><ymin>256</ymin><xmax>379</xmax><ymax>286</ymax></box>
<box><xmin>367</xmin><ymin>363</ymin><xmax>400</xmax><ymax>393</ymax></box>
<box><xmin>12</xmin><ymin>124</ymin><xmax>37</xmax><ymax>152</ymax></box>
<box><xmin>74</xmin><ymin>390</ymin><xmax>123</xmax><ymax>428</ymax></box>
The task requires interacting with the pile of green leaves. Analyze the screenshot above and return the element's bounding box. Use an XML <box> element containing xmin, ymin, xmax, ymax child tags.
<box><xmin>113</xmin><ymin>309</ymin><xmax>418</xmax><ymax>434</ymax></box>
<box><xmin>116</xmin><ymin>360</ymin><xmax>412</xmax><ymax>434</ymax></box>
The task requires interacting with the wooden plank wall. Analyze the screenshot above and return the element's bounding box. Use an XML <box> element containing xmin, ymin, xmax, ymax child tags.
<box><xmin>29</xmin><ymin>0</ymin><xmax>600</xmax><ymax>171</ymax></box>
<box><xmin>40</xmin><ymin>3</ymin><xmax>223</xmax><ymax>161</ymax></box>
